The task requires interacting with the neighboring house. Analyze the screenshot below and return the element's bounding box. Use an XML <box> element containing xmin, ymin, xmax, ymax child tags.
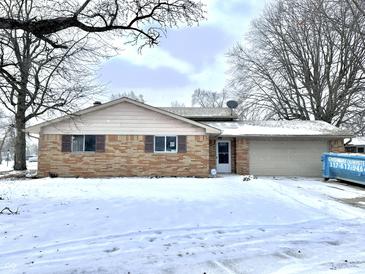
<box><xmin>345</xmin><ymin>137</ymin><xmax>365</xmax><ymax>153</ymax></box>
<box><xmin>26</xmin><ymin>97</ymin><xmax>352</xmax><ymax>178</ymax></box>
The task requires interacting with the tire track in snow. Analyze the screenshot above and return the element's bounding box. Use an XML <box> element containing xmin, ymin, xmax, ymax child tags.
<box><xmin>211</xmin><ymin>261</ymin><xmax>237</xmax><ymax>274</ymax></box>
<box><xmin>0</xmin><ymin>219</ymin><xmax>342</xmax><ymax>258</ymax></box>
<box><xmin>1</xmin><ymin>219</ymin><xmax>364</xmax><ymax>273</ymax></box>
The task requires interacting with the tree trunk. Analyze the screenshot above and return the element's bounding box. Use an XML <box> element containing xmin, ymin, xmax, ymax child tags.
<box><xmin>0</xmin><ymin>138</ymin><xmax>4</xmax><ymax>165</ymax></box>
<box><xmin>0</xmin><ymin>127</ymin><xmax>10</xmax><ymax>165</ymax></box>
<box><xmin>14</xmin><ymin>116</ymin><xmax>26</xmax><ymax>170</ymax></box>
<box><xmin>14</xmin><ymin>89</ymin><xmax>27</xmax><ymax>171</ymax></box>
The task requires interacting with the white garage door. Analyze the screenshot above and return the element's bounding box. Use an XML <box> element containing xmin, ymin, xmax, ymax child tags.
<box><xmin>249</xmin><ymin>139</ymin><xmax>329</xmax><ymax>177</ymax></box>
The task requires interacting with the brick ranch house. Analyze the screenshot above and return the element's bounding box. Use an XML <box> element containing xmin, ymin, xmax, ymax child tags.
<box><xmin>26</xmin><ymin>97</ymin><xmax>352</xmax><ymax>178</ymax></box>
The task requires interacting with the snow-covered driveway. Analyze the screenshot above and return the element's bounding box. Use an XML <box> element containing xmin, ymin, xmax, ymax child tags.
<box><xmin>1</xmin><ymin>176</ymin><xmax>365</xmax><ymax>274</ymax></box>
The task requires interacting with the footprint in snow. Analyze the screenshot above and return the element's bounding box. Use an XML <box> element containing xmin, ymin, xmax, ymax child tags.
<box><xmin>283</xmin><ymin>248</ymin><xmax>304</xmax><ymax>258</ymax></box>
<box><xmin>325</xmin><ymin>240</ymin><xmax>340</xmax><ymax>246</ymax></box>
<box><xmin>104</xmin><ymin>247</ymin><xmax>120</xmax><ymax>253</ymax></box>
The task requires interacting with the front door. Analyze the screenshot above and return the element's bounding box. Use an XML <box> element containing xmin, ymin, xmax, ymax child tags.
<box><xmin>216</xmin><ymin>140</ymin><xmax>231</xmax><ymax>173</ymax></box>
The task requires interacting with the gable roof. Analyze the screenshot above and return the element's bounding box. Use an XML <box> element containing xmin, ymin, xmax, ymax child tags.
<box><xmin>26</xmin><ymin>97</ymin><xmax>221</xmax><ymax>134</ymax></box>
<box><xmin>160</xmin><ymin>107</ymin><xmax>237</xmax><ymax>120</ymax></box>
<box><xmin>26</xmin><ymin>98</ymin><xmax>353</xmax><ymax>138</ymax></box>
<box><xmin>206</xmin><ymin>120</ymin><xmax>353</xmax><ymax>138</ymax></box>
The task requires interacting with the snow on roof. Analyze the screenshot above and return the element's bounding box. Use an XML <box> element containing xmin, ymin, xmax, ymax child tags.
<box><xmin>205</xmin><ymin>120</ymin><xmax>353</xmax><ymax>137</ymax></box>
<box><xmin>161</xmin><ymin>107</ymin><xmax>237</xmax><ymax>118</ymax></box>
<box><xmin>348</xmin><ymin>137</ymin><xmax>365</xmax><ymax>146</ymax></box>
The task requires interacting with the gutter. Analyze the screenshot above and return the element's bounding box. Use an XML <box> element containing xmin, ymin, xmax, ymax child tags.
<box><xmin>218</xmin><ymin>134</ymin><xmax>354</xmax><ymax>139</ymax></box>
<box><xmin>27</xmin><ymin>132</ymin><xmax>40</xmax><ymax>140</ymax></box>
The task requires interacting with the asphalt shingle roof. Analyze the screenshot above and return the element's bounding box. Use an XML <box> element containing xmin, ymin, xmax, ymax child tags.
<box><xmin>161</xmin><ymin>107</ymin><xmax>237</xmax><ymax>119</ymax></box>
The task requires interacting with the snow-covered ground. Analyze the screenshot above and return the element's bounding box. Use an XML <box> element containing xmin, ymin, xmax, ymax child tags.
<box><xmin>0</xmin><ymin>176</ymin><xmax>365</xmax><ymax>274</ymax></box>
<box><xmin>0</xmin><ymin>161</ymin><xmax>37</xmax><ymax>173</ymax></box>
<box><xmin>0</xmin><ymin>161</ymin><xmax>15</xmax><ymax>172</ymax></box>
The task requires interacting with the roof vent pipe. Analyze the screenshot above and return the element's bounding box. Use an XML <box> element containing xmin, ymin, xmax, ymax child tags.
<box><xmin>93</xmin><ymin>101</ymin><xmax>102</xmax><ymax>106</ymax></box>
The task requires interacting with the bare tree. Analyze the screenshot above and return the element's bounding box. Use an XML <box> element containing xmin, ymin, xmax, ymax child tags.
<box><xmin>0</xmin><ymin>0</ymin><xmax>205</xmax><ymax>170</ymax></box>
<box><xmin>0</xmin><ymin>28</ymin><xmax>98</xmax><ymax>170</ymax></box>
<box><xmin>346</xmin><ymin>0</ymin><xmax>365</xmax><ymax>16</ymax></box>
<box><xmin>0</xmin><ymin>112</ymin><xmax>12</xmax><ymax>164</ymax></box>
<box><xmin>0</xmin><ymin>0</ymin><xmax>205</xmax><ymax>49</ymax></box>
<box><xmin>192</xmin><ymin>89</ymin><xmax>228</xmax><ymax>108</ymax></box>
<box><xmin>110</xmin><ymin>91</ymin><xmax>145</xmax><ymax>103</ymax></box>
<box><xmin>319</xmin><ymin>0</ymin><xmax>365</xmax><ymax>135</ymax></box>
<box><xmin>2</xmin><ymin>124</ymin><xmax>15</xmax><ymax>162</ymax></box>
<box><xmin>229</xmin><ymin>0</ymin><xmax>365</xmax><ymax>130</ymax></box>
<box><xmin>346</xmin><ymin>112</ymin><xmax>365</xmax><ymax>135</ymax></box>
<box><xmin>170</xmin><ymin>100</ymin><xmax>186</xmax><ymax>107</ymax></box>
<box><xmin>0</xmin><ymin>129</ymin><xmax>11</xmax><ymax>165</ymax></box>
<box><xmin>341</xmin><ymin>0</ymin><xmax>365</xmax><ymax>135</ymax></box>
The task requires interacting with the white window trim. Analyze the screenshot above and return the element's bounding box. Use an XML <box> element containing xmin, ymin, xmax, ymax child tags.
<box><xmin>153</xmin><ymin>135</ymin><xmax>178</xmax><ymax>153</ymax></box>
<box><xmin>71</xmin><ymin>135</ymin><xmax>96</xmax><ymax>153</ymax></box>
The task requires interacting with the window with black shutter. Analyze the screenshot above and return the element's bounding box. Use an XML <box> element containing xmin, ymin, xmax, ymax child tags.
<box><xmin>63</xmin><ymin>135</ymin><xmax>105</xmax><ymax>152</ymax></box>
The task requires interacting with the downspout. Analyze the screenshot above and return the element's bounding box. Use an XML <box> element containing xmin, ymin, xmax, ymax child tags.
<box><xmin>344</xmin><ymin>138</ymin><xmax>352</xmax><ymax>146</ymax></box>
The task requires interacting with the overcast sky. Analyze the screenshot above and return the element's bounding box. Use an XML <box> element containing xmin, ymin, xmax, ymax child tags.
<box><xmin>97</xmin><ymin>0</ymin><xmax>268</xmax><ymax>107</ymax></box>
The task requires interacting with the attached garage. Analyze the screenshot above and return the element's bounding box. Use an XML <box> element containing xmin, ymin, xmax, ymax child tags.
<box><xmin>207</xmin><ymin>120</ymin><xmax>353</xmax><ymax>177</ymax></box>
<box><xmin>249</xmin><ymin>139</ymin><xmax>329</xmax><ymax>177</ymax></box>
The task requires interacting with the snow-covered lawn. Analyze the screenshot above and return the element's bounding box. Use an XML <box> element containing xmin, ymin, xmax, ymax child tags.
<box><xmin>1</xmin><ymin>176</ymin><xmax>365</xmax><ymax>274</ymax></box>
<box><xmin>0</xmin><ymin>161</ymin><xmax>37</xmax><ymax>173</ymax></box>
<box><xmin>0</xmin><ymin>161</ymin><xmax>15</xmax><ymax>173</ymax></box>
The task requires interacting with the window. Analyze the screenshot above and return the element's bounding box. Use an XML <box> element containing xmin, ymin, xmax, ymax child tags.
<box><xmin>358</xmin><ymin>147</ymin><xmax>365</xmax><ymax>153</ymax></box>
<box><xmin>72</xmin><ymin>135</ymin><xmax>84</xmax><ymax>152</ymax></box>
<box><xmin>85</xmin><ymin>135</ymin><xmax>96</xmax><ymax>151</ymax></box>
<box><xmin>155</xmin><ymin>136</ymin><xmax>165</xmax><ymax>152</ymax></box>
<box><xmin>218</xmin><ymin>142</ymin><xmax>229</xmax><ymax>164</ymax></box>
<box><xmin>72</xmin><ymin>135</ymin><xmax>96</xmax><ymax>152</ymax></box>
<box><xmin>166</xmin><ymin>136</ymin><xmax>177</xmax><ymax>152</ymax></box>
<box><xmin>154</xmin><ymin>136</ymin><xmax>177</xmax><ymax>153</ymax></box>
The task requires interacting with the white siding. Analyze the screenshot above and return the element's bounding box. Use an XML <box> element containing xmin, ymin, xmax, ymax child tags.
<box><xmin>41</xmin><ymin>102</ymin><xmax>206</xmax><ymax>135</ymax></box>
<box><xmin>249</xmin><ymin>139</ymin><xmax>329</xmax><ymax>177</ymax></box>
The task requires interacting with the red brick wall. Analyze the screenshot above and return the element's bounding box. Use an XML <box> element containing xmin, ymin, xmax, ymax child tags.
<box><xmin>236</xmin><ymin>138</ymin><xmax>249</xmax><ymax>175</ymax></box>
<box><xmin>329</xmin><ymin>139</ymin><xmax>345</xmax><ymax>153</ymax></box>
<box><xmin>209</xmin><ymin>138</ymin><xmax>216</xmax><ymax>171</ymax></box>
<box><xmin>231</xmin><ymin>138</ymin><xmax>236</xmax><ymax>173</ymax></box>
<box><xmin>38</xmin><ymin>134</ymin><xmax>209</xmax><ymax>178</ymax></box>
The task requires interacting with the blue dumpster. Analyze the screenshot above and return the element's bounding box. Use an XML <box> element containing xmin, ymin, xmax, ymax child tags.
<box><xmin>322</xmin><ymin>153</ymin><xmax>365</xmax><ymax>185</ymax></box>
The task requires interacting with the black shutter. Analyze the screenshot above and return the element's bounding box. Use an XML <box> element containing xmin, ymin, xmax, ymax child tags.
<box><xmin>145</xmin><ymin>136</ymin><xmax>154</xmax><ymax>153</ymax></box>
<box><xmin>61</xmin><ymin>135</ymin><xmax>71</xmax><ymax>152</ymax></box>
<box><xmin>96</xmin><ymin>135</ymin><xmax>105</xmax><ymax>152</ymax></box>
<box><xmin>178</xmin><ymin>136</ymin><xmax>187</xmax><ymax>153</ymax></box>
